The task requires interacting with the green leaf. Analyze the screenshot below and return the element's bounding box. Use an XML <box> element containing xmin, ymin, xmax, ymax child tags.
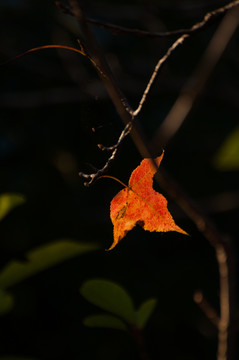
<box><xmin>80</xmin><ymin>279</ymin><xmax>135</xmax><ymax>324</ymax></box>
<box><xmin>136</xmin><ymin>298</ymin><xmax>157</xmax><ymax>329</ymax></box>
<box><xmin>0</xmin><ymin>193</ymin><xmax>25</xmax><ymax>221</ymax></box>
<box><xmin>0</xmin><ymin>289</ymin><xmax>14</xmax><ymax>315</ymax></box>
<box><xmin>213</xmin><ymin>126</ymin><xmax>239</xmax><ymax>170</ymax></box>
<box><xmin>83</xmin><ymin>313</ymin><xmax>127</xmax><ymax>331</ymax></box>
<box><xmin>0</xmin><ymin>239</ymin><xmax>99</xmax><ymax>289</ymax></box>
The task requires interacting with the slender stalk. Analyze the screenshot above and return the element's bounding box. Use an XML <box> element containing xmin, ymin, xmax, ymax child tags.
<box><xmin>129</xmin><ymin>325</ymin><xmax>151</xmax><ymax>360</ymax></box>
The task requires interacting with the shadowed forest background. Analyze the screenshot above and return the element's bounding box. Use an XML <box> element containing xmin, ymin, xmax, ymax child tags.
<box><xmin>0</xmin><ymin>0</ymin><xmax>239</xmax><ymax>359</ymax></box>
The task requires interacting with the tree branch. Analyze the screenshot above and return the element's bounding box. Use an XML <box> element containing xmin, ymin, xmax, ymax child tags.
<box><xmin>194</xmin><ymin>290</ymin><xmax>220</xmax><ymax>327</ymax></box>
<box><xmin>56</xmin><ymin>0</ymin><xmax>239</xmax><ymax>39</ymax></box>
<box><xmin>67</xmin><ymin>0</ymin><xmax>153</xmax><ymax>183</ymax></box>
<box><xmin>156</xmin><ymin>168</ymin><xmax>236</xmax><ymax>360</ymax></box>
<box><xmin>133</xmin><ymin>34</ymin><xmax>188</xmax><ymax>117</ymax></box>
<box><xmin>79</xmin><ymin>122</ymin><xmax>132</xmax><ymax>186</ymax></box>
<box><xmin>58</xmin><ymin>2</ymin><xmax>237</xmax><ymax>359</ymax></box>
<box><xmin>150</xmin><ymin>5</ymin><xmax>239</xmax><ymax>149</ymax></box>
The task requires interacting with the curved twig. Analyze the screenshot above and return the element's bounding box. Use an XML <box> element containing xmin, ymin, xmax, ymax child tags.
<box><xmin>0</xmin><ymin>44</ymin><xmax>85</xmax><ymax>66</ymax></box>
<box><xmin>56</xmin><ymin>0</ymin><xmax>239</xmax><ymax>39</ymax></box>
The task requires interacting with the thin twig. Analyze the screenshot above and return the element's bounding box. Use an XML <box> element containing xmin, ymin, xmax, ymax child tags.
<box><xmin>133</xmin><ymin>1</ymin><xmax>239</xmax><ymax>118</ymax></box>
<box><xmin>194</xmin><ymin>285</ymin><xmax>232</xmax><ymax>360</ymax></box>
<box><xmin>0</xmin><ymin>44</ymin><xmax>86</xmax><ymax>66</ymax></box>
<box><xmin>98</xmin><ymin>122</ymin><xmax>132</xmax><ymax>151</ymax></box>
<box><xmin>79</xmin><ymin>122</ymin><xmax>133</xmax><ymax>186</ymax></box>
<box><xmin>68</xmin><ymin>0</ymin><xmax>151</xmax><ymax>183</ymax></box>
<box><xmin>133</xmin><ymin>34</ymin><xmax>188</xmax><ymax>117</ymax></box>
<box><xmin>56</xmin><ymin>0</ymin><xmax>239</xmax><ymax>39</ymax></box>
<box><xmin>79</xmin><ymin>146</ymin><xmax>118</xmax><ymax>186</ymax></box>
<box><xmin>56</xmin><ymin>0</ymin><xmax>239</xmax><ymax>122</ymax></box>
<box><xmin>150</xmin><ymin>5</ymin><xmax>239</xmax><ymax>149</ymax></box>
<box><xmin>194</xmin><ymin>290</ymin><xmax>220</xmax><ymax>327</ymax></box>
<box><xmin>88</xmin><ymin>0</ymin><xmax>239</xmax><ymax>38</ymax></box>
<box><xmin>216</xmin><ymin>245</ymin><xmax>230</xmax><ymax>360</ymax></box>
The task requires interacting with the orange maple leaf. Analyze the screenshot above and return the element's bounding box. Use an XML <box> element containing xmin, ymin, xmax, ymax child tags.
<box><xmin>109</xmin><ymin>153</ymin><xmax>187</xmax><ymax>250</ymax></box>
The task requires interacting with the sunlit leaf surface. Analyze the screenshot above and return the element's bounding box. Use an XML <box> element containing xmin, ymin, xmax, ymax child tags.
<box><xmin>110</xmin><ymin>154</ymin><xmax>187</xmax><ymax>250</ymax></box>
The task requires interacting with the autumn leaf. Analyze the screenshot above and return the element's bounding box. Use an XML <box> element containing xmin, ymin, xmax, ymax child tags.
<box><xmin>109</xmin><ymin>153</ymin><xmax>187</xmax><ymax>250</ymax></box>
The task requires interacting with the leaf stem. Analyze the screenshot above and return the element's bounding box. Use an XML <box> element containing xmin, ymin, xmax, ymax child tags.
<box><xmin>98</xmin><ymin>175</ymin><xmax>128</xmax><ymax>189</ymax></box>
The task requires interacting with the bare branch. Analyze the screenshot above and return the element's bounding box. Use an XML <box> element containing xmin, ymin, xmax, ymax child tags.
<box><xmin>150</xmin><ymin>5</ymin><xmax>239</xmax><ymax>149</ymax></box>
<box><xmin>79</xmin><ymin>146</ymin><xmax>118</xmax><ymax>187</ymax></box>
<box><xmin>79</xmin><ymin>122</ymin><xmax>133</xmax><ymax>186</ymax></box>
<box><xmin>194</xmin><ymin>290</ymin><xmax>220</xmax><ymax>327</ymax></box>
<box><xmin>56</xmin><ymin>0</ymin><xmax>239</xmax><ymax>131</ymax></box>
<box><xmin>156</xmin><ymin>168</ymin><xmax>236</xmax><ymax>360</ymax></box>
<box><xmin>98</xmin><ymin>122</ymin><xmax>132</xmax><ymax>151</ymax></box>
<box><xmin>216</xmin><ymin>245</ymin><xmax>230</xmax><ymax>360</ymax></box>
<box><xmin>56</xmin><ymin>0</ymin><xmax>239</xmax><ymax>39</ymax></box>
<box><xmin>67</xmin><ymin>0</ymin><xmax>152</xmax><ymax>188</ymax></box>
<box><xmin>133</xmin><ymin>1</ymin><xmax>239</xmax><ymax>118</ymax></box>
<box><xmin>133</xmin><ymin>34</ymin><xmax>188</xmax><ymax>117</ymax></box>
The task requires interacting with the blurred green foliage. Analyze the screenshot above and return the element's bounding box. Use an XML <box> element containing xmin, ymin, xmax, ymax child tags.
<box><xmin>0</xmin><ymin>193</ymin><xmax>25</xmax><ymax>221</ymax></box>
<box><xmin>213</xmin><ymin>126</ymin><xmax>239</xmax><ymax>170</ymax></box>
<box><xmin>0</xmin><ymin>289</ymin><xmax>14</xmax><ymax>316</ymax></box>
<box><xmin>81</xmin><ymin>278</ymin><xmax>136</xmax><ymax>324</ymax></box>
<box><xmin>81</xmin><ymin>278</ymin><xmax>157</xmax><ymax>331</ymax></box>
<box><xmin>136</xmin><ymin>298</ymin><xmax>158</xmax><ymax>329</ymax></box>
<box><xmin>0</xmin><ymin>240</ymin><xmax>99</xmax><ymax>290</ymax></box>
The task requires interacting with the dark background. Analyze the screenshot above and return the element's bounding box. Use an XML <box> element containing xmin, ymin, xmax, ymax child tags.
<box><xmin>0</xmin><ymin>0</ymin><xmax>239</xmax><ymax>359</ymax></box>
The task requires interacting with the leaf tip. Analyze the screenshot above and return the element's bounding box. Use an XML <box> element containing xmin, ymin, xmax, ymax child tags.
<box><xmin>105</xmin><ymin>238</ymin><xmax>118</xmax><ymax>251</ymax></box>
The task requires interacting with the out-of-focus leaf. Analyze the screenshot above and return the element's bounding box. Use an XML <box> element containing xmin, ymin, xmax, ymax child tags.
<box><xmin>136</xmin><ymin>298</ymin><xmax>157</xmax><ymax>329</ymax></box>
<box><xmin>80</xmin><ymin>279</ymin><xmax>135</xmax><ymax>323</ymax></box>
<box><xmin>83</xmin><ymin>313</ymin><xmax>127</xmax><ymax>331</ymax></box>
<box><xmin>0</xmin><ymin>289</ymin><xmax>14</xmax><ymax>315</ymax></box>
<box><xmin>0</xmin><ymin>240</ymin><xmax>99</xmax><ymax>289</ymax></box>
<box><xmin>0</xmin><ymin>193</ymin><xmax>25</xmax><ymax>221</ymax></box>
<box><xmin>213</xmin><ymin>126</ymin><xmax>239</xmax><ymax>170</ymax></box>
